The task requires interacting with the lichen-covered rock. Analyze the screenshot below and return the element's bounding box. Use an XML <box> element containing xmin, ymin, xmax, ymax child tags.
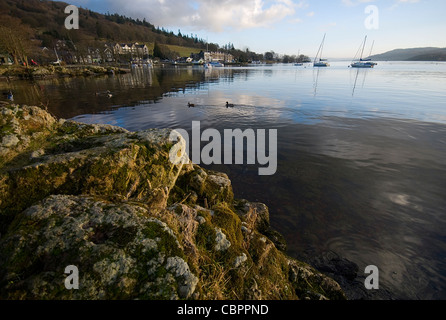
<box><xmin>0</xmin><ymin>104</ymin><xmax>57</xmax><ymax>165</ymax></box>
<box><xmin>214</xmin><ymin>228</ymin><xmax>231</xmax><ymax>251</ymax></box>
<box><xmin>235</xmin><ymin>199</ymin><xmax>270</xmax><ymax>233</ymax></box>
<box><xmin>0</xmin><ymin>105</ymin><xmax>347</xmax><ymax>301</ymax></box>
<box><xmin>183</xmin><ymin>166</ymin><xmax>234</xmax><ymax>207</ymax></box>
<box><xmin>288</xmin><ymin>259</ymin><xmax>346</xmax><ymax>300</ymax></box>
<box><xmin>235</xmin><ymin>199</ymin><xmax>286</xmax><ymax>251</ymax></box>
<box><xmin>32</xmin><ymin>67</ymin><xmax>51</xmax><ymax>77</ymax></box>
<box><xmin>233</xmin><ymin>253</ymin><xmax>248</xmax><ymax>268</ymax></box>
<box><xmin>0</xmin><ymin>115</ymin><xmax>187</xmax><ymax>234</ymax></box>
<box><xmin>0</xmin><ymin>195</ymin><xmax>195</xmax><ymax>300</ymax></box>
<box><xmin>165</xmin><ymin>256</ymin><xmax>199</xmax><ymax>299</ymax></box>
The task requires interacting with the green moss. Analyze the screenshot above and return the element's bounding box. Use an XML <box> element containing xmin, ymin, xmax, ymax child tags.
<box><xmin>211</xmin><ymin>203</ymin><xmax>243</xmax><ymax>248</ymax></box>
<box><xmin>167</xmin><ymin>185</ymin><xmax>187</xmax><ymax>205</ymax></box>
<box><xmin>197</xmin><ymin>210</ymin><xmax>211</xmax><ymax>222</ymax></box>
<box><xmin>147</xmin><ymin>164</ymin><xmax>166</xmax><ymax>181</ymax></box>
<box><xmin>113</xmin><ymin>164</ymin><xmax>130</xmax><ymax>194</ymax></box>
<box><xmin>162</xmin><ymin>141</ymin><xmax>173</xmax><ymax>153</ymax></box>
<box><xmin>142</xmin><ymin>221</ymin><xmax>183</xmax><ymax>258</ymax></box>
<box><xmin>2</xmin><ymin>166</ymin><xmax>54</xmax><ymax>216</ymax></box>
<box><xmin>195</xmin><ymin>223</ymin><xmax>216</xmax><ymax>251</ymax></box>
<box><xmin>83</xmin><ymin>158</ymin><xmax>124</xmax><ymax>196</ymax></box>
<box><xmin>15</xmin><ymin>110</ymin><xmax>24</xmax><ymax>119</ymax></box>
<box><xmin>45</xmin><ymin>137</ymin><xmax>103</xmax><ymax>155</ymax></box>
<box><xmin>89</xmin><ymin>224</ymin><xmax>137</xmax><ymax>248</ymax></box>
<box><xmin>57</xmin><ymin>123</ymin><xmax>80</xmax><ymax>135</ymax></box>
<box><xmin>0</xmin><ymin>124</ymin><xmax>14</xmax><ymax>136</ymax></box>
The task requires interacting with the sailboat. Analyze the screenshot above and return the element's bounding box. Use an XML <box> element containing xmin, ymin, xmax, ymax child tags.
<box><xmin>365</xmin><ymin>40</ymin><xmax>378</xmax><ymax>66</ymax></box>
<box><xmin>314</xmin><ymin>34</ymin><xmax>330</xmax><ymax>67</ymax></box>
<box><xmin>351</xmin><ymin>36</ymin><xmax>377</xmax><ymax>68</ymax></box>
<box><xmin>52</xmin><ymin>48</ymin><xmax>62</xmax><ymax>65</ymax></box>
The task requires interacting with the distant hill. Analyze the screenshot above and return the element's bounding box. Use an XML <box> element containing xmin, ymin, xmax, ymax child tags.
<box><xmin>369</xmin><ymin>47</ymin><xmax>446</xmax><ymax>61</ymax></box>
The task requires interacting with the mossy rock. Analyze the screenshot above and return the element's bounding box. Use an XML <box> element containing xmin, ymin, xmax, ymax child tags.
<box><xmin>178</xmin><ymin>166</ymin><xmax>234</xmax><ymax>207</ymax></box>
<box><xmin>0</xmin><ymin>117</ymin><xmax>187</xmax><ymax>234</ymax></box>
<box><xmin>211</xmin><ymin>203</ymin><xmax>243</xmax><ymax>248</ymax></box>
<box><xmin>0</xmin><ymin>195</ymin><xmax>198</xmax><ymax>300</ymax></box>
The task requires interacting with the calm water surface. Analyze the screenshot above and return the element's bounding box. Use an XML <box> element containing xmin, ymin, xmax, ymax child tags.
<box><xmin>3</xmin><ymin>61</ymin><xmax>446</xmax><ymax>299</ymax></box>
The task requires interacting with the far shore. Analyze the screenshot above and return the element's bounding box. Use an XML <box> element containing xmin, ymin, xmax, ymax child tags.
<box><xmin>0</xmin><ymin>64</ymin><xmax>131</xmax><ymax>81</ymax></box>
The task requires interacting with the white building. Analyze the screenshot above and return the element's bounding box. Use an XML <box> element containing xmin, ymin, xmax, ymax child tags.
<box><xmin>204</xmin><ymin>51</ymin><xmax>234</xmax><ymax>63</ymax></box>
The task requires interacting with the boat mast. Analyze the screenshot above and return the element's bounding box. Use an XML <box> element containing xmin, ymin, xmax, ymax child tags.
<box><xmin>315</xmin><ymin>33</ymin><xmax>326</xmax><ymax>63</ymax></box>
<box><xmin>54</xmin><ymin>48</ymin><xmax>60</xmax><ymax>62</ymax></box>
<box><xmin>368</xmin><ymin>40</ymin><xmax>375</xmax><ymax>58</ymax></box>
<box><xmin>359</xmin><ymin>35</ymin><xmax>367</xmax><ymax>61</ymax></box>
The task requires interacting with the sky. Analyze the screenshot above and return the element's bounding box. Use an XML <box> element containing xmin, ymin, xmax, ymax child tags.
<box><xmin>61</xmin><ymin>0</ymin><xmax>446</xmax><ymax>58</ymax></box>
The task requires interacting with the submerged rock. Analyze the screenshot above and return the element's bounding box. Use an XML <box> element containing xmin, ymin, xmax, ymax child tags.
<box><xmin>0</xmin><ymin>104</ymin><xmax>346</xmax><ymax>300</ymax></box>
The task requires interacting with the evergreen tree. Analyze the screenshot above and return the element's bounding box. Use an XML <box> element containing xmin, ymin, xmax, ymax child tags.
<box><xmin>153</xmin><ymin>41</ymin><xmax>163</xmax><ymax>59</ymax></box>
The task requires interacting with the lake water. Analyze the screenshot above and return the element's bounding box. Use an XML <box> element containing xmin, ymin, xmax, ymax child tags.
<box><xmin>3</xmin><ymin>61</ymin><xmax>446</xmax><ymax>299</ymax></box>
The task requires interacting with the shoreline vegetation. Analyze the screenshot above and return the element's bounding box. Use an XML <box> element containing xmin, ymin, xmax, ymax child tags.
<box><xmin>0</xmin><ymin>103</ymin><xmax>347</xmax><ymax>300</ymax></box>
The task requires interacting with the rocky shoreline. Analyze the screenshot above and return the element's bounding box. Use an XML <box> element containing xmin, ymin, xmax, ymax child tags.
<box><xmin>0</xmin><ymin>65</ymin><xmax>129</xmax><ymax>81</ymax></box>
<box><xmin>0</xmin><ymin>103</ymin><xmax>346</xmax><ymax>300</ymax></box>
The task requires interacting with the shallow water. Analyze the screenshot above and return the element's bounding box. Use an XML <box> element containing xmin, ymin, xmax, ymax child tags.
<box><xmin>3</xmin><ymin>61</ymin><xmax>446</xmax><ymax>299</ymax></box>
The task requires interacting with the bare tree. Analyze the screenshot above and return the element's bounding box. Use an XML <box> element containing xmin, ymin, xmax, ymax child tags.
<box><xmin>0</xmin><ymin>16</ymin><xmax>33</xmax><ymax>66</ymax></box>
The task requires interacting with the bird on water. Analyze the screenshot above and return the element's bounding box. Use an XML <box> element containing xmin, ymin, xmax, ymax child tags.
<box><xmin>226</xmin><ymin>102</ymin><xmax>234</xmax><ymax>108</ymax></box>
<box><xmin>6</xmin><ymin>91</ymin><xmax>14</xmax><ymax>101</ymax></box>
<box><xmin>95</xmin><ymin>90</ymin><xmax>113</xmax><ymax>98</ymax></box>
<box><xmin>188</xmin><ymin>102</ymin><xmax>195</xmax><ymax>108</ymax></box>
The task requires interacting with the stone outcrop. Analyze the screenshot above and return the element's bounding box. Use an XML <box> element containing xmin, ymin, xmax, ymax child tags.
<box><xmin>0</xmin><ymin>104</ymin><xmax>346</xmax><ymax>300</ymax></box>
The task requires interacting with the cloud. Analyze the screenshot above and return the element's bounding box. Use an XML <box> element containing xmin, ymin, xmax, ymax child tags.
<box><xmin>341</xmin><ymin>0</ymin><xmax>376</xmax><ymax>6</ymax></box>
<box><xmin>390</xmin><ymin>0</ymin><xmax>420</xmax><ymax>9</ymax></box>
<box><xmin>289</xmin><ymin>17</ymin><xmax>303</xmax><ymax>24</ymax></box>
<box><xmin>341</xmin><ymin>0</ymin><xmax>420</xmax><ymax>8</ymax></box>
<box><xmin>104</xmin><ymin>0</ymin><xmax>301</xmax><ymax>32</ymax></box>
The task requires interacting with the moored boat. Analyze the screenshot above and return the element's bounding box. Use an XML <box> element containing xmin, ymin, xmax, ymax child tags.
<box><xmin>351</xmin><ymin>36</ymin><xmax>377</xmax><ymax>68</ymax></box>
<box><xmin>314</xmin><ymin>34</ymin><xmax>330</xmax><ymax>67</ymax></box>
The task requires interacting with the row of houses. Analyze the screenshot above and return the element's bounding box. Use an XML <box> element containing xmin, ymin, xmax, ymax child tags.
<box><xmin>1</xmin><ymin>39</ymin><xmax>234</xmax><ymax>65</ymax></box>
<box><xmin>63</xmin><ymin>41</ymin><xmax>234</xmax><ymax>64</ymax></box>
<box><xmin>72</xmin><ymin>45</ymin><xmax>234</xmax><ymax>65</ymax></box>
<box><xmin>52</xmin><ymin>42</ymin><xmax>150</xmax><ymax>65</ymax></box>
<box><xmin>188</xmin><ymin>51</ymin><xmax>234</xmax><ymax>64</ymax></box>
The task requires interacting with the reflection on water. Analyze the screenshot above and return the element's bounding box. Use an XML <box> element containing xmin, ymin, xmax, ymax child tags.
<box><xmin>2</xmin><ymin>62</ymin><xmax>446</xmax><ymax>299</ymax></box>
<box><xmin>351</xmin><ymin>68</ymin><xmax>370</xmax><ymax>97</ymax></box>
